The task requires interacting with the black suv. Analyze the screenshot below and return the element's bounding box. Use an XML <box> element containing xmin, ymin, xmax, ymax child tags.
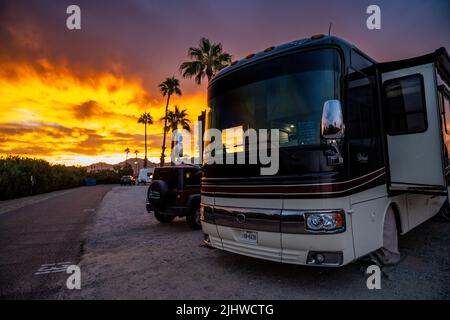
<box><xmin>146</xmin><ymin>165</ymin><xmax>202</xmax><ymax>230</ymax></box>
<box><xmin>120</xmin><ymin>175</ymin><xmax>135</xmax><ymax>186</ymax></box>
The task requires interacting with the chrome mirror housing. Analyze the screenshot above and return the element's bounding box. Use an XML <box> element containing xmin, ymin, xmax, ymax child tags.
<box><xmin>321</xmin><ymin>100</ymin><xmax>345</xmax><ymax>140</ymax></box>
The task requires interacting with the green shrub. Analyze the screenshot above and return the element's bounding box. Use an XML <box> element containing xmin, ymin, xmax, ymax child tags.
<box><xmin>0</xmin><ymin>155</ymin><xmax>85</xmax><ymax>200</ymax></box>
<box><xmin>0</xmin><ymin>156</ymin><xmax>138</xmax><ymax>200</ymax></box>
<box><xmin>87</xmin><ymin>170</ymin><xmax>120</xmax><ymax>184</ymax></box>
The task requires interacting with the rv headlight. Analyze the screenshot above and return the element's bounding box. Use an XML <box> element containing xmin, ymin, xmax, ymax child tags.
<box><xmin>305</xmin><ymin>211</ymin><xmax>345</xmax><ymax>232</ymax></box>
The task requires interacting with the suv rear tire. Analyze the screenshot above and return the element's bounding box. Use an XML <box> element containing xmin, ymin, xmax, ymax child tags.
<box><xmin>148</xmin><ymin>180</ymin><xmax>169</xmax><ymax>211</ymax></box>
<box><xmin>154</xmin><ymin>211</ymin><xmax>175</xmax><ymax>223</ymax></box>
<box><xmin>186</xmin><ymin>203</ymin><xmax>202</xmax><ymax>230</ymax></box>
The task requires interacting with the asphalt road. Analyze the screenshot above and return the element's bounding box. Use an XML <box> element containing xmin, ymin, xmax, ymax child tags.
<box><xmin>0</xmin><ymin>185</ymin><xmax>113</xmax><ymax>299</ymax></box>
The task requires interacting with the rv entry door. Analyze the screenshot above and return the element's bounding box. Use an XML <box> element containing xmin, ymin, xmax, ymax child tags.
<box><xmin>381</xmin><ymin>63</ymin><xmax>446</xmax><ymax>193</ymax></box>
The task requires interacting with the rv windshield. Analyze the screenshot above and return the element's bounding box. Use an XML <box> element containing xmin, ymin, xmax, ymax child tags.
<box><xmin>206</xmin><ymin>48</ymin><xmax>342</xmax><ymax>178</ymax></box>
<box><xmin>208</xmin><ymin>48</ymin><xmax>341</xmax><ymax>147</ymax></box>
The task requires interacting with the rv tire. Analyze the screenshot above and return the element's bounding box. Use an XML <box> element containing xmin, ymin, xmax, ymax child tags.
<box><xmin>372</xmin><ymin>206</ymin><xmax>401</xmax><ymax>266</ymax></box>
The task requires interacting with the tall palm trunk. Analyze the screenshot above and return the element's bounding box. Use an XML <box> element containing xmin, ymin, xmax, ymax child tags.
<box><xmin>144</xmin><ymin>122</ymin><xmax>148</xmax><ymax>168</ymax></box>
<box><xmin>160</xmin><ymin>94</ymin><xmax>171</xmax><ymax>166</ymax></box>
<box><xmin>170</xmin><ymin>135</ymin><xmax>175</xmax><ymax>161</ymax></box>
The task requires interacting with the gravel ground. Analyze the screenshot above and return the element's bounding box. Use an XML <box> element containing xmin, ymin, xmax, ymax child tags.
<box><xmin>57</xmin><ymin>186</ymin><xmax>450</xmax><ymax>299</ymax></box>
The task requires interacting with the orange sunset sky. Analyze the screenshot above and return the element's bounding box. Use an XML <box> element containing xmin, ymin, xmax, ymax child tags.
<box><xmin>0</xmin><ymin>58</ymin><xmax>207</xmax><ymax>165</ymax></box>
<box><xmin>0</xmin><ymin>0</ymin><xmax>449</xmax><ymax>166</ymax></box>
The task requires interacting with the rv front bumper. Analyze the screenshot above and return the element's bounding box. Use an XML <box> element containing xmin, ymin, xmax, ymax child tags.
<box><xmin>201</xmin><ymin>222</ymin><xmax>354</xmax><ymax>266</ymax></box>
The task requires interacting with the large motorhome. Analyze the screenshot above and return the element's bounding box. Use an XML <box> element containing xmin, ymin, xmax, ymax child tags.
<box><xmin>200</xmin><ymin>35</ymin><xmax>450</xmax><ymax>266</ymax></box>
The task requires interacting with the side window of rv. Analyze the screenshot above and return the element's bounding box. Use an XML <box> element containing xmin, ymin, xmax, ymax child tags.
<box><xmin>347</xmin><ymin>50</ymin><xmax>376</xmax><ymax>140</ymax></box>
<box><xmin>347</xmin><ymin>81</ymin><xmax>374</xmax><ymax>139</ymax></box>
<box><xmin>351</xmin><ymin>49</ymin><xmax>373</xmax><ymax>71</ymax></box>
<box><xmin>347</xmin><ymin>50</ymin><xmax>383</xmax><ymax>177</ymax></box>
<box><xmin>384</xmin><ymin>74</ymin><xmax>427</xmax><ymax>135</ymax></box>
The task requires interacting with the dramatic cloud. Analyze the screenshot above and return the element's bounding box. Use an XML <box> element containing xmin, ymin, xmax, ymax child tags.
<box><xmin>0</xmin><ymin>57</ymin><xmax>207</xmax><ymax>164</ymax></box>
<box><xmin>74</xmin><ymin>100</ymin><xmax>101</xmax><ymax>120</ymax></box>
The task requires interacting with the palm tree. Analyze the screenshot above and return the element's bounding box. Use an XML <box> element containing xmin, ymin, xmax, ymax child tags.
<box><xmin>137</xmin><ymin>112</ymin><xmax>154</xmax><ymax>168</ymax></box>
<box><xmin>179</xmin><ymin>37</ymin><xmax>232</xmax><ymax>84</ymax></box>
<box><xmin>158</xmin><ymin>77</ymin><xmax>182</xmax><ymax>166</ymax></box>
<box><xmin>124</xmin><ymin>148</ymin><xmax>130</xmax><ymax>162</ymax></box>
<box><xmin>161</xmin><ymin>106</ymin><xmax>191</xmax><ymax>162</ymax></box>
<box><xmin>134</xmin><ymin>149</ymin><xmax>139</xmax><ymax>159</ymax></box>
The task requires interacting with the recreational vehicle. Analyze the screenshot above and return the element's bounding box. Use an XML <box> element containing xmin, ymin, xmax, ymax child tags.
<box><xmin>137</xmin><ymin>168</ymin><xmax>154</xmax><ymax>185</ymax></box>
<box><xmin>200</xmin><ymin>35</ymin><xmax>450</xmax><ymax>266</ymax></box>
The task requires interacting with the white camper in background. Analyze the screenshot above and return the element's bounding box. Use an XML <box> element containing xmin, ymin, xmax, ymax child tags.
<box><xmin>137</xmin><ymin>168</ymin><xmax>154</xmax><ymax>185</ymax></box>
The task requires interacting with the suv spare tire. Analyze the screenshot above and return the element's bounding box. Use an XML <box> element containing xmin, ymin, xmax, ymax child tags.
<box><xmin>147</xmin><ymin>180</ymin><xmax>169</xmax><ymax>212</ymax></box>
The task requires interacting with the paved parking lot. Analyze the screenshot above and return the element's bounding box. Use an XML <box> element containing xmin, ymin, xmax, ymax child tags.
<box><xmin>54</xmin><ymin>186</ymin><xmax>449</xmax><ymax>299</ymax></box>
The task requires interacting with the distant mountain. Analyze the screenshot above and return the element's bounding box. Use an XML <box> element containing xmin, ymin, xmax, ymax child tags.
<box><xmin>117</xmin><ymin>158</ymin><xmax>157</xmax><ymax>169</ymax></box>
<box><xmin>85</xmin><ymin>162</ymin><xmax>114</xmax><ymax>172</ymax></box>
<box><xmin>86</xmin><ymin>158</ymin><xmax>157</xmax><ymax>175</ymax></box>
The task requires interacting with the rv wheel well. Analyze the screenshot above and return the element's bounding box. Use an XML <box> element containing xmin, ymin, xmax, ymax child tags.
<box><xmin>388</xmin><ymin>203</ymin><xmax>403</xmax><ymax>235</ymax></box>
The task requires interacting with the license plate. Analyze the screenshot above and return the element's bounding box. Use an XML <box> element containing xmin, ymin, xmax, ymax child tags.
<box><xmin>239</xmin><ymin>230</ymin><xmax>258</xmax><ymax>245</ymax></box>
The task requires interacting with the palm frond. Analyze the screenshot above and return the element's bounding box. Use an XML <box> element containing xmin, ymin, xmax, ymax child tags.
<box><xmin>199</xmin><ymin>37</ymin><xmax>211</xmax><ymax>54</ymax></box>
<box><xmin>137</xmin><ymin>112</ymin><xmax>153</xmax><ymax>124</ymax></box>
<box><xmin>158</xmin><ymin>77</ymin><xmax>181</xmax><ymax>97</ymax></box>
<box><xmin>180</xmin><ymin>37</ymin><xmax>231</xmax><ymax>85</ymax></box>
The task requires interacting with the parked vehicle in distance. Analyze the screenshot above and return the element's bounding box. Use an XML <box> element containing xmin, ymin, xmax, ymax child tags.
<box><xmin>137</xmin><ymin>168</ymin><xmax>154</xmax><ymax>185</ymax></box>
<box><xmin>146</xmin><ymin>165</ymin><xmax>202</xmax><ymax>230</ymax></box>
<box><xmin>201</xmin><ymin>35</ymin><xmax>450</xmax><ymax>267</ymax></box>
<box><xmin>120</xmin><ymin>175</ymin><xmax>136</xmax><ymax>186</ymax></box>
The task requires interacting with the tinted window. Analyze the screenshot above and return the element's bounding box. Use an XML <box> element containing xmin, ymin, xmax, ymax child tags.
<box><xmin>154</xmin><ymin>169</ymin><xmax>179</xmax><ymax>189</ymax></box>
<box><xmin>347</xmin><ymin>54</ymin><xmax>382</xmax><ymax>178</ymax></box>
<box><xmin>351</xmin><ymin>49</ymin><xmax>373</xmax><ymax>71</ymax></box>
<box><xmin>347</xmin><ymin>79</ymin><xmax>374</xmax><ymax>139</ymax></box>
<box><xmin>384</xmin><ymin>74</ymin><xmax>427</xmax><ymax>135</ymax></box>
<box><xmin>184</xmin><ymin>169</ymin><xmax>201</xmax><ymax>186</ymax></box>
<box><xmin>208</xmin><ymin>49</ymin><xmax>341</xmax><ymax>148</ymax></box>
<box><xmin>205</xmin><ymin>48</ymin><xmax>342</xmax><ymax>178</ymax></box>
<box><xmin>347</xmin><ymin>50</ymin><xmax>376</xmax><ymax>140</ymax></box>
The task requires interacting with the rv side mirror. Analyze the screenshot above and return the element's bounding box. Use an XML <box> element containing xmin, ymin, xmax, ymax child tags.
<box><xmin>321</xmin><ymin>100</ymin><xmax>345</xmax><ymax>140</ymax></box>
